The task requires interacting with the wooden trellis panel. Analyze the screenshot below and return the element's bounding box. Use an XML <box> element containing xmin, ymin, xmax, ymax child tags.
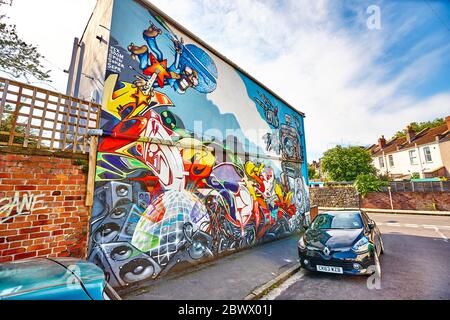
<box><xmin>0</xmin><ymin>77</ymin><xmax>102</xmax><ymax>154</ymax></box>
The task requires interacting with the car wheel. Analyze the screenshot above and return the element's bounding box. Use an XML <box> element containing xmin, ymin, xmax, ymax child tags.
<box><xmin>379</xmin><ymin>236</ymin><xmax>385</xmax><ymax>255</ymax></box>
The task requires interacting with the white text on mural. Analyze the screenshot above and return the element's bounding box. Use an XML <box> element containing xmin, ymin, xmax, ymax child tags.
<box><xmin>107</xmin><ymin>46</ymin><xmax>125</xmax><ymax>73</ymax></box>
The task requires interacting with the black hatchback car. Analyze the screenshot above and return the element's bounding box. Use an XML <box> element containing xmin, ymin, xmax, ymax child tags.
<box><xmin>298</xmin><ymin>211</ymin><xmax>384</xmax><ymax>275</ymax></box>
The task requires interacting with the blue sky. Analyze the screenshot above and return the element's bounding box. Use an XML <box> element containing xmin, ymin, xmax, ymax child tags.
<box><xmin>2</xmin><ymin>0</ymin><xmax>450</xmax><ymax>161</ymax></box>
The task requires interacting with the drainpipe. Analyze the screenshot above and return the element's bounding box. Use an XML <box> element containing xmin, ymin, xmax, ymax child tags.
<box><xmin>73</xmin><ymin>42</ymin><xmax>85</xmax><ymax>99</ymax></box>
<box><xmin>382</xmin><ymin>151</ymin><xmax>388</xmax><ymax>175</ymax></box>
<box><xmin>66</xmin><ymin>37</ymin><xmax>79</xmax><ymax>96</ymax></box>
<box><xmin>416</xmin><ymin>143</ymin><xmax>425</xmax><ymax>178</ymax></box>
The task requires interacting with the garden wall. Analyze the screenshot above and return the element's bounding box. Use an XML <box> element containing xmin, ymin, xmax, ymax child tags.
<box><xmin>310</xmin><ymin>186</ymin><xmax>450</xmax><ymax>212</ymax></box>
<box><xmin>0</xmin><ymin>149</ymin><xmax>90</xmax><ymax>263</ymax></box>
<box><xmin>309</xmin><ymin>186</ymin><xmax>360</xmax><ymax>208</ymax></box>
<box><xmin>361</xmin><ymin>192</ymin><xmax>450</xmax><ymax>211</ymax></box>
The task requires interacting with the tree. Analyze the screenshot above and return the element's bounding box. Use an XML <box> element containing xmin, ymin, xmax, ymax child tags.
<box><xmin>0</xmin><ymin>103</ymin><xmax>38</xmax><ymax>145</ymax></box>
<box><xmin>354</xmin><ymin>173</ymin><xmax>388</xmax><ymax>198</ymax></box>
<box><xmin>308</xmin><ymin>164</ymin><xmax>319</xmax><ymax>180</ymax></box>
<box><xmin>321</xmin><ymin>145</ymin><xmax>376</xmax><ymax>182</ymax></box>
<box><xmin>0</xmin><ymin>1</ymin><xmax>50</xmax><ymax>82</ymax></box>
<box><xmin>410</xmin><ymin>172</ymin><xmax>420</xmax><ymax>180</ymax></box>
<box><xmin>392</xmin><ymin>118</ymin><xmax>445</xmax><ymax>139</ymax></box>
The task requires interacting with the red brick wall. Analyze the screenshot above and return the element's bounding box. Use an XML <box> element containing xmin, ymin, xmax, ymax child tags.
<box><xmin>361</xmin><ymin>192</ymin><xmax>450</xmax><ymax>211</ymax></box>
<box><xmin>0</xmin><ymin>153</ymin><xmax>90</xmax><ymax>263</ymax></box>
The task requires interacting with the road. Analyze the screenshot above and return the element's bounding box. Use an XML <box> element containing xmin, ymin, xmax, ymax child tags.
<box><xmin>261</xmin><ymin>213</ymin><xmax>450</xmax><ymax>300</ymax></box>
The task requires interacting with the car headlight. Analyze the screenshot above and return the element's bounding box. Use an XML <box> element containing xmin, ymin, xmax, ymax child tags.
<box><xmin>352</xmin><ymin>237</ymin><xmax>369</xmax><ymax>253</ymax></box>
<box><xmin>298</xmin><ymin>237</ymin><xmax>306</xmax><ymax>250</ymax></box>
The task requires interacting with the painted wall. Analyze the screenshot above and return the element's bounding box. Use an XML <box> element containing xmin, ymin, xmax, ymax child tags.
<box><xmin>88</xmin><ymin>0</ymin><xmax>309</xmax><ymax>289</ymax></box>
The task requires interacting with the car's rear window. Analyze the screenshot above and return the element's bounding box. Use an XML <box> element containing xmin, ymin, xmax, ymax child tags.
<box><xmin>311</xmin><ymin>212</ymin><xmax>363</xmax><ymax>230</ymax></box>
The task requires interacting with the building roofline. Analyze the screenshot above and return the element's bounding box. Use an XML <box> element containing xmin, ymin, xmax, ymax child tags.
<box><xmin>369</xmin><ymin>122</ymin><xmax>449</xmax><ymax>156</ymax></box>
<box><xmin>370</xmin><ymin>137</ymin><xmax>444</xmax><ymax>157</ymax></box>
<box><xmin>136</xmin><ymin>0</ymin><xmax>305</xmax><ymax>117</ymax></box>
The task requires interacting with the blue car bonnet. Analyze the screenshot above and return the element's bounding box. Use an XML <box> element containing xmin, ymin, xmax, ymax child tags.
<box><xmin>0</xmin><ymin>258</ymin><xmax>106</xmax><ymax>300</ymax></box>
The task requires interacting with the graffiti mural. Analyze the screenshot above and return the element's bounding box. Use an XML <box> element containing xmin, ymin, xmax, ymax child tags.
<box><xmin>89</xmin><ymin>0</ymin><xmax>309</xmax><ymax>288</ymax></box>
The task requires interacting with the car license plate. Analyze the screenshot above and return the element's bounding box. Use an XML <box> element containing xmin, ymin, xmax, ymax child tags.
<box><xmin>316</xmin><ymin>265</ymin><xmax>343</xmax><ymax>274</ymax></box>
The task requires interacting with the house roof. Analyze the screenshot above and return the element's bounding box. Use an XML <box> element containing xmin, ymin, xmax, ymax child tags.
<box><xmin>368</xmin><ymin>122</ymin><xmax>449</xmax><ymax>156</ymax></box>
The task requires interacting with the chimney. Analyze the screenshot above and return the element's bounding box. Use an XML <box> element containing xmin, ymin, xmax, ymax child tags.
<box><xmin>446</xmin><ymin>116</ymin><xmax>450</xmax><ymax>131</ymax></box>
<box><xmin>378</xmin><ymin>135</ymin><xmax>386</xmax><ymax>149</ymax></box>
<box><xmin>405</xmin><ymin>125</ymin><xmax>415</xmax><ymax>143</ymax></box>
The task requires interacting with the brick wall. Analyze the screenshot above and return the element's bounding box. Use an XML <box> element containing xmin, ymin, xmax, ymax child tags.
<box><xmin>361</xmin><ymin>192</ymin><xmax>450</xmax><ymax>211</ymax></box>
<box><xmin>0</xmin><ymin>152</ymin><xmax>89</xmax><ymax>263</ymax></box>
<box><xmin>310</xmin><ymin>186</ymin><xmax>450</xmax><ymax>212</ymax></box>
<box><xmin>309</xmin><ymin>186</ymin><xmax>360</xmax><ymax>208</ymax></box>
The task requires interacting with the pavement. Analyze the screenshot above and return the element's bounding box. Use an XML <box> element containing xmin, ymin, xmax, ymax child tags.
<box><xmin>261</xmin><ymin>212</ymin><xmax>450</xmax><ymax>300</ymax></box>
<box><xmin>122</xmin><ymin>234</ymin><xmax>301</xmax><ymax>300</ymax></box>
<box><xmin>122</xmin><ymin>212</ymin><xmax>450</xmax><ymax>300</ymax></box>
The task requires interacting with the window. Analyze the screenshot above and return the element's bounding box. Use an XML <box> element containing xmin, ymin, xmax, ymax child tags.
<box><xmin>423</xmin><ymin>146</ymin><xmax>432</xmax><ymax>163</ymax></box>
<box><xmin>378</xmin><ymin>157</ymin><xmax>385</xmax><ymax>168</ymax></box>
<box><xmin>409</xmin><ymin>150</ymin><xmax>418</xmax><ymax>165</ymax></box>
<box><xmin>311</xmin><ymin>212</ymin><xmax>364</xmax><ymax>230</ymax></box>
<box><xmin>388</xmin><ymin>154</ymin><xmax>394</xmax><ymax>167</ymax></box>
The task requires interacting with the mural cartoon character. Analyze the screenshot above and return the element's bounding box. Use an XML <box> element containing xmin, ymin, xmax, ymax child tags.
<box><xmin>96</xmin><ymin>74</ymin><xmax>185</xmax><ymax>192</ymax></box>
<box><xmin>128</xmin><ymin>22</ymin><xmax>218</xmax><ymax>94</ymax></box>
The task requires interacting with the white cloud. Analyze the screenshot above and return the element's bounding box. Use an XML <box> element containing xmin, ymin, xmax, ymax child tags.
<box><xmin>1</xmin><ymin>0</ymin><xmax>96</xmax><ymax>92</ymax></box>
<box><xmin>3</xmin><ymin>0</ymin><xmax>448</xmax><ymax>161</ymax></box>
<box><xmin>150</xmin><ymin>0</ymin><xmax>450</xmax><ymax>160</ymax></box>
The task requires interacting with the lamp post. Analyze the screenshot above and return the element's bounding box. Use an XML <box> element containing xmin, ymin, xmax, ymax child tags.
<box><xmin>388</xmin><ymin>186</ymin><xmax>394</xmax><ymax>210</ymax></box>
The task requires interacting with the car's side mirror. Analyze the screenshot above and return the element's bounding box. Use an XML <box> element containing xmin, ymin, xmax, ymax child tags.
<box><xmin>368</xmin><ymin>221</ymin><xmax>375</xmax><ymax>230</ymax></box>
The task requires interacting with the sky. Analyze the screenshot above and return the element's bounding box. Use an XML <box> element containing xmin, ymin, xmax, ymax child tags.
<box><xmin>1</xmin><ymin>0</ymin><xmax>449</xmax><ymax>161</ymax></box>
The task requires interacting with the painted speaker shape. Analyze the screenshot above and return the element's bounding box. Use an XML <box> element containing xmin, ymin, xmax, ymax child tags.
<box><xmin>104</xmin><ymin>181</ymin><xmax>133</xmax><ymax>209</ymax></box>
<box><xmin>92</xmin><ymin>203</ymin><xmax>144</xmax><ymax>245</ymax></box>
<box><xmin>183</xmin><ymin>222</ymin><xmax>213</xmax><ymax>261</ymax></box>
<box><xmin>279</xmin><ymin>115</ymin><xmax>301</xmax><ymax>161</ymax></box>
<box><xmin>137</xmin><ymin>192</ymin><xmax>152</xmax><ymax>209</ymax></box>
<box><xmin>89</xmin><ymin>242</ymin><xmax>161</xmax><ymax>288</ymax></box>
<box><xmin>158</xmin><ymin>224</ymin><xmax>214</xmax><ymax>277</ymax></box>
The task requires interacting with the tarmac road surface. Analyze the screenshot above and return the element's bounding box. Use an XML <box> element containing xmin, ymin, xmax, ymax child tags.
<box><xmin>261</xmin><ymin>213</ymin><xmax>450</xmax><ymax>300</ymax></box>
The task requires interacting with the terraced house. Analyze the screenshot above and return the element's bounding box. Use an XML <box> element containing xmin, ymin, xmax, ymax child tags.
<box><xmin>368</xmin><ymin>116</ymin><xmax>450</xmax><ymax>179</ymax></box>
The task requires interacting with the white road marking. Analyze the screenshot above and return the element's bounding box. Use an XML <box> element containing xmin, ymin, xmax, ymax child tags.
<box><xmin>260</xmin><ymin>271</ymin><xmax>305</xmax><ymax>300</ymax></box>
<box><xmin>376</xmin><ymin>221</ymin><xmax>450</xmax><ymax>243</ymax></box>
<box><xmin>432</xmin><ymin>227</ymin><xmax>448</xmax><ymax>243</ymax></box>
<box><xmin>377</xmin><ymin>222</ymin><xmax>450</xmax><ymax>231</ymax></box>
<box><xmin>386</xmin><ymin>223</ymin><xmax>401</xmax><ymax>227</ymax></box>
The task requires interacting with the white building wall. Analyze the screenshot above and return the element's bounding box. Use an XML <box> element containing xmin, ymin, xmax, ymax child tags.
<box><xmin>372</xmin><ymin>141</ymin><xmax>444</xmax><ymax>178</ymax></box>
